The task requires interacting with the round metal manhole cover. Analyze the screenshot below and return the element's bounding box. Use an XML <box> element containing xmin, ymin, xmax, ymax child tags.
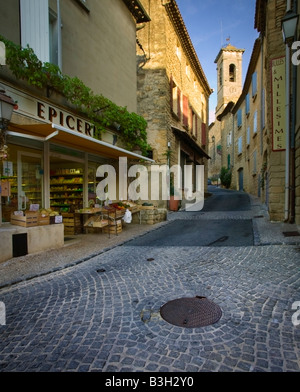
<box><xmin>160</xmin><ymin>296</ymin><xmax>222</xmax><ymax>328</ymax></box>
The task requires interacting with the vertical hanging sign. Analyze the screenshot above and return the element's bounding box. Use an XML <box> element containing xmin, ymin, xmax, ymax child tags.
<box><xmin>271</xmin><ymin>56</ymin><xmax>286</xmax><ymax>151</ymax></box>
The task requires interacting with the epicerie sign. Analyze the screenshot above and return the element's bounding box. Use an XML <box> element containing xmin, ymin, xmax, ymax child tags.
<box><xmin>37</xmin><ymin>101</ymin><xmax>95</xmax><ymax>137</ymax></box>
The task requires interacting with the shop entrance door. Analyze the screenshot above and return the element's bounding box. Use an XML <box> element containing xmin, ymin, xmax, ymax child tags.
<box><xmin>49</xmin><ymin>153</ymin><xmax>84</xmax><ymax>213</ymax></box>
<box><xmin>18</xmin><ymin>152</ymin><xmax>43</xmax><ymax>210</ymax></box>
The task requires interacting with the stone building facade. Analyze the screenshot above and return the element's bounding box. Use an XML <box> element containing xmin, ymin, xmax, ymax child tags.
<box><xmin>136</xmin><ymin>0</ymin><xmax>212</xmax><ymax>207</ymax></box>
<box><xmin>209</xmin><ymin>0</ymin><xmax>300</xmax><ymax>225</ymax></box>
<box><xmin>254</xmin><ymin>0</ymin><xmax>299</xmax><ymax>223</ymax></box>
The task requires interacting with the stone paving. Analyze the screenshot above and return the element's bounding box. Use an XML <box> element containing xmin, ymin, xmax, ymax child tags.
<box><xmin>0</xmin><ymin>191</ymin><xmax>299</xmax><ymax>372</ymax></box>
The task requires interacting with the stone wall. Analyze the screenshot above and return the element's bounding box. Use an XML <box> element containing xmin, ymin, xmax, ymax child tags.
<box><xmin>132</xmin><ymin>208</ymin><xmax>167</xmax><ymax>225</ymax></box>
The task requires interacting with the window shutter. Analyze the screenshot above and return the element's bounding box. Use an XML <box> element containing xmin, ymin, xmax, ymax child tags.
<box><xmin>245</xmin><ymin>94</ymin><xmax>250</xmax><ymax>114</ymax></box>
<box><xmin>237</xmin><ymin>109</ymin><xmax>242</xmax><ymax>128</ymax></box>
<box><xmin>201</xmin><ymin>123</ymin><xmax>207</xmax><ymax>146</ymax></box>
<box><xmin>252</xmin><ymin>72</ymin><xmax>257</xmax><ymax>97</ymax></box>
<box><xmin>177</xmin><ymin>87</ymin><xmax>181</xmax><ymax>120</ymax></box>
<box><xmin>183</xmin><ymin>95</ymin><xmax>189</xmax><ymax>127</ymax></box>
<box><xmin>170</xmin><ymin>75</ymin><xmax>173</xmax><ymax>112</ymax></box>
<box><xmin>20</xmin><ymin>0</ymin><xmax>50</xmax><ymax>63</ymax></box>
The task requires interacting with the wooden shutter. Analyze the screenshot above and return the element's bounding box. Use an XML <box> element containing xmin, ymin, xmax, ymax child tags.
<box><xmin>170</xmin><ymin>75</ymin><xmax>173</xmax><ymax>112</ymax></box>
<box><xmin>183</xmin><ymin>95</ymin><xmax>188</xmax><ymax>127</ymax></box>
<box><xmin>201</xmin><ymin>123</ymin><xmax>207</xmax><ymax>146</ymax></box>
<box><xmin>20</xmin><ymin>0</ymin><xmax>49</xmax><ymax>63</ymax></box>
<box><xmin>177</xmin><ymin>87</ymin><xmax>181</xmax><ymax>120</ymax></box>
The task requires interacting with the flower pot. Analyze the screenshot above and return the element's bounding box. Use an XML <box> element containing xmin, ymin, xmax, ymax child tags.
<box><xmin>169</xmin><ymin>196</ymin><xmax>179</xmax><ymax>211</ymax></box>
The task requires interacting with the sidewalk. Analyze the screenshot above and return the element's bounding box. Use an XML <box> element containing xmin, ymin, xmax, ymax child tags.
<box><xmin>0</xmin><ymin>192</ymin><xmax>299</xmax><ymax>289</ymax></box>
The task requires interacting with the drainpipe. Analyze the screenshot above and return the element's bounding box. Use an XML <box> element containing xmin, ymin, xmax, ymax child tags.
<box><xmin>289</xmin><ymin>0</ymin><xmax>298</xmax><ymax>223</ymax></box>
<box><xmin>284</xmin><ymin>0</ymin><xmax>292</xmax><ymax>221</ymax></box>
<box><xmin>57</xmin><ymin>0</ymin><xmax>62</xmax><ymax>70</ymax></box>
<box><xmin>284</xmin><ymin>43</ymin><xmax>290</xmax><ymax>221</ymax></box>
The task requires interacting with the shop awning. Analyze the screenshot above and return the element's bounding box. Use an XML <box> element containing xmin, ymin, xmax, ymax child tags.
<box><xmin>8</xmin><ymin>122</ymin><xmax>155</xmax><ymax>163</ymax></box>
<box><xmin>172</xmin><ymin>126</ymin><xmax>211</xmax><ymax>160</ymax></box>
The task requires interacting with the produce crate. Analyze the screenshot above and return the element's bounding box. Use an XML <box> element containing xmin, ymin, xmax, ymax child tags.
<box><xmin>10</xmin><ymin>211</ymin><xmax>38</xmax><ymax>227</ymax></box>
<box><xmin>61</xmin><ymin>213</ymin><xmax>81</xmax><ymax>235</ymax></box>
<box><xmin>103</xmin><ymin>220</ymin><xmax>122</xmax><ymax>234</ymax></box>
<box><xmin>38</xmin><ymin>214</ymin><xmax>50</xmax><ymax>226</ymax></box>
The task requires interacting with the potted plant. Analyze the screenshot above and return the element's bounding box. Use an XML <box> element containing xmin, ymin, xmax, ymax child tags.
<box><xmin>169</xmin><ymin>176</ymin><xmax>180</xmax><ymax>211</ymax></box>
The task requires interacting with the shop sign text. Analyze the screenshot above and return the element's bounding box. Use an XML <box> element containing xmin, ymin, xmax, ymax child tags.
<box><xmin>37</xmin><ymin>102</ymin><xmax>95</xmax><ymax>137</ymax></box>
<box><xmin>271</xmin><ymin>57</ymin><xmax>286</xmax><ymax>151</ymax></box>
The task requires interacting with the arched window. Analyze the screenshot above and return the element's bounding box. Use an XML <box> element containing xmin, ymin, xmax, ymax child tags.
<box><xmin>229</xmin><ymin>64</ymin><xmax>236</xmax><ymax>82</ymax></box>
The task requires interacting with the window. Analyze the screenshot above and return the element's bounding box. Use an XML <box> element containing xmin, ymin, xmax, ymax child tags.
<box><xmin>237</xmin><ymin>109</ymin><xmax>242</xmax><ymax>128</ymax></box>
<box><xmin>172</xmin><ymin>85</ymin><xmax>181</xmax><ymax>120</ymax></box>
<box><xmin>219</xmin><ymin>67</ymin><xmax>223</xmax><ymax>87</ymax></box>
<box><xmin>238</xmin><ymin>136</ymin><xmax>243</xmax><ymax>155</ymax></box>
<box><xmin>191</xmin><ymin>111</ymin><xmax>198</xmax><ymax>137</ymax></box>
<box><xmin>253</xmin><ymin>110</ymin><xmax>258</xmax><ymax>134</ymax></box>
<box><xmin>229</xmin><ymin>64</ymin><xmax>236</xmax><ymax>82</ymax></box>
<box><xmin>49</xmin><ymin>9</ymin><xmax>61</xmax><ymax>67</ymax></box>
<box><xmin>20</xmin><ymin>0</ymin><xmax>62</xmax><ymax>67</ymax></box>
<box><xmin>247</xmin><ymin>126</ymin><xmax>250</xmax><ymax>145</ymax></box>
<box><xmin>75</xmin><ymin>0</ymin><xmax>90</xmax><ymax>12</ymax></box>
<box><xmin>186</xmin><ymin>63</ymin><xmax>190</xmax><ymax>79</ymax></box>
<box><xmin>245</xmin><ymin>94</ymin><xmax>250</xmax><ymax>115</ymax></box>
<box><xmin>252</xmin><ymin>71</ymin><xmax>258</xmax><ymax>98</ymax></box>
<box><xmin>227</xmin><ymin>132</ymin><xmax>232</xmax><ymax>147</ymax></box>
<box><xmin>176</xmin><ymin>42</ymin><xmax>181</xmax><ymax>61</ymax></box>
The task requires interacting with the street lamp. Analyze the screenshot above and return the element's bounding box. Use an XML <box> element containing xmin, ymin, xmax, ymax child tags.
<box><xmin>282</xmin><ymin>9</ymin><xmax>299</xmax><ymax>46</ymax></box>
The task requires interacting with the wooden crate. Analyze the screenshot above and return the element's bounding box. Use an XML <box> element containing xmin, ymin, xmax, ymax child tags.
<box><xmin>38</xmin><ymin>215</ymin><xmax>50</xmax><ymax>226</ymax></box>
<box><xmin>103</xmin><ymin>220</ymin><xmax>122</xmax><ymax>234</ymax></box>
<box><xmin>62</xmin><ymin>213</ymin><xmax>82</xmax><ymax>235</ymax></box>
<box><xmin>10</xmin><ymin>212</ymin><xmax>38</xmax><ymax>227</ymax></box>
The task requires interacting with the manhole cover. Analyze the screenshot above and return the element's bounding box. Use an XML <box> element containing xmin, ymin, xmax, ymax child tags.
<box><xmin>160</xmin><ymin>296</ymin><xmax>222</xmax><ymax>328</ymax></box>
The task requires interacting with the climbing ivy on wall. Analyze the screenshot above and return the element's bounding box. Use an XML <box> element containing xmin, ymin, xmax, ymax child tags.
<box><xmin>0</xmin><ymin>36</ymin><xmax>150</xmax><ymax>156</ymax></box>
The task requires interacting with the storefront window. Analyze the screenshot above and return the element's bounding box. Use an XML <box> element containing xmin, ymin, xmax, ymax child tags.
<box><xmin>1</xmin><ymin>144</ymin><xmax>43</xmax><ymax>221</ymax></box>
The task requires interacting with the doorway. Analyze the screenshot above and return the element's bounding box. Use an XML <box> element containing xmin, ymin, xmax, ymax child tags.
<box><xmin>49</xmin><ymin>153</ymin><xmax>84</xmax><ymax>213</ymax></box>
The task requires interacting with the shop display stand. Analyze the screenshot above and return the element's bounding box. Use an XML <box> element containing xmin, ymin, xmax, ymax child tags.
<box><xmin>50</xmin><ymin>171</ymin><xmax>83</xmax><ymax>213</ymax></box>
<box><xmin>83</xmin><ymin>207</ymin><xmax>123</xmax><ymax>237</ymax></box>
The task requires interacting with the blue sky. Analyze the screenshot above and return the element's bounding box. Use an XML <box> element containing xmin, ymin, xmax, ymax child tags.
<box><xmin>176</xmin><ymin>0</ymin><xmax>259</xmax><ymax>123</ymax></box>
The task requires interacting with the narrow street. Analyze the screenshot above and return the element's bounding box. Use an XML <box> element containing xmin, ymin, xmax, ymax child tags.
<box><xmin>0</xmin><ymin>188</ymin><xmax>299</xmax><ymax>373</ymax></box>
<box><xmin>126</xmin><ymin>187</ymin><xmax>254</xmax><ymax>247</ymax></box>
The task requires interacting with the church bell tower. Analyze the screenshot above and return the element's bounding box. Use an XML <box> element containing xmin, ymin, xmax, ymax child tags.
<box><xmin>214</xmin><ymin>43</ymin><xmax>245</xmax><ymax>117</ymax></box>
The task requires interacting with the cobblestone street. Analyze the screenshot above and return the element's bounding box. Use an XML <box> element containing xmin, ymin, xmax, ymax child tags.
<box><xmin>0</xmin><ymin>194</ymin><xmax>299</xmax><ymax>372</ymax></box>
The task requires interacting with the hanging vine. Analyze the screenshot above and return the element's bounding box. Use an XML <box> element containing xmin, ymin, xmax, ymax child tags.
<box><xmin>0</xmin><ymin>36</ymin><xmax>151</xmax><ymax>156</ymax></box>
